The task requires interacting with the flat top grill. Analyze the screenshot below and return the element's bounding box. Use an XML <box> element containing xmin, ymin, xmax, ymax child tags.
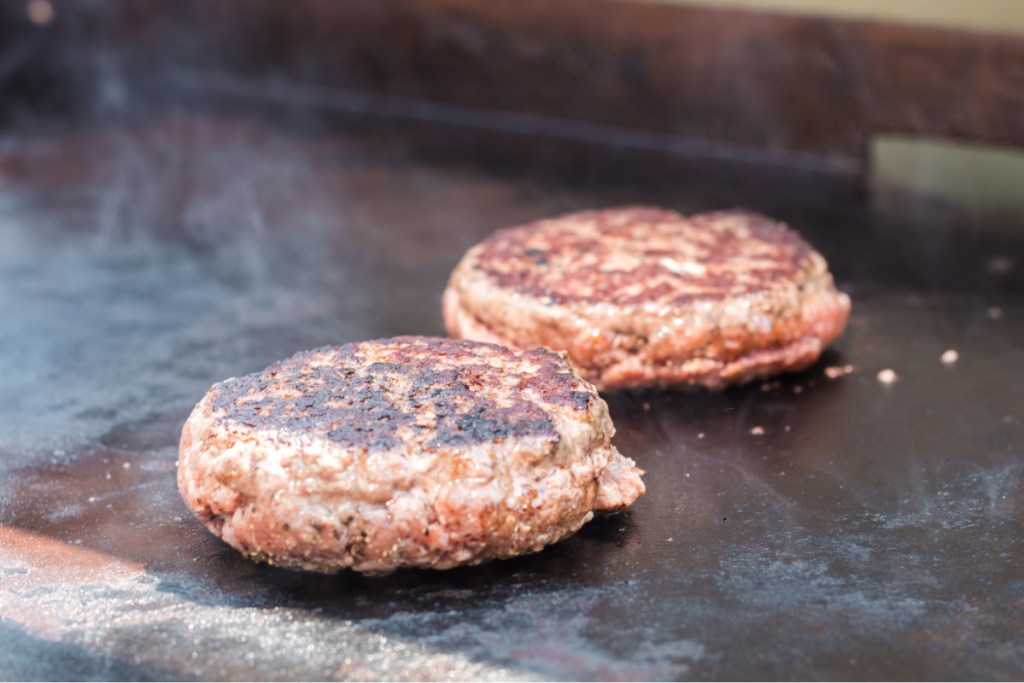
<box><xmin>1</xmin><ymin>107</ymin><xmax>1022</xmax><ymax>680</ymax></box>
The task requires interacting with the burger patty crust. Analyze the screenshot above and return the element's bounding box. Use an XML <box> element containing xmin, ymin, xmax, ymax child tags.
<box><xmin>444</xmin><ymin>207</ymin><xmax>851</xmax><ymax>390</ymax></box>
<box><xmin>178</xmin><ymin>336</ymin><xmax>644</xmax><ymax>574</ymax></box>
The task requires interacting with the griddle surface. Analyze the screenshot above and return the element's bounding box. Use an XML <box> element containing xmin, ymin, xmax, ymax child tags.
<box><xmin>1</xmin><ymin>114</ymin><xmax>1022</xmax><ymax>680</ymax></box>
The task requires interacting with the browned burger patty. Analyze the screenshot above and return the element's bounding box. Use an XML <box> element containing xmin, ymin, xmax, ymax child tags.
<box><xmin>444</xmin><ymin>207</ymin><xmax>851</xmax><ymax>390</ymax></box>
<box><xmin>177</xmin><ymin>336</ymin><xmax>644</xmax><ymax>574</ymax></box>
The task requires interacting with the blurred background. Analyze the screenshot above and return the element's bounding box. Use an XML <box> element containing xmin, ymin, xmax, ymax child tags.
<box><xmin>4</xmin><ymin>0</ymin><xmax>1024</xmax><ymax>218</ymax></box>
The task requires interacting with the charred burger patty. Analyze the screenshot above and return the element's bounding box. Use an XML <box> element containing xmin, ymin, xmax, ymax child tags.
<box><xmin>444</xmin><ymin>207</ymin><xmax>850</xmax><ymax>390</ymax></box>
<box><xmin>178</xmin><ymin>336</ymin><xmax>644</xmax><ymax>574</ymax></box>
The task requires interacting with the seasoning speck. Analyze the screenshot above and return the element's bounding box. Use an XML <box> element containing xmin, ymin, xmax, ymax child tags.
<box><xmin>941</xmin><ymin>349</ymin><xmax>959</xmax><ymax>365</ymax></box>
<box><xmin>697</xmin><ymin>432</ymin><xmax>705</xmax><ymax>440</ymax></box>
<box><xmin>877</xmin><ymin>369</ymin><xmax>899</xmax><ymax>384</ymax></box>
<box><xmin>750</xmin><ymin>426</ymin><xmax>765</xmax><ymax>436</ymax></box>
<box><xmin>988</xmin><ymin>306</ymin><xmax>1004</xmax><ymax>320</ymax></box>
<box><xmin>642</xmin><ymin>401</ymin><xmax>651</xmax><ymax>411</ymax></box>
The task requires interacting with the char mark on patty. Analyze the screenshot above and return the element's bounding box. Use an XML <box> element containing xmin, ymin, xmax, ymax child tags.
<box><xmin>208</xmin><ymin>337</ymin><xmax>584</xmax><ymax>452</ymax></box>
<box><xmin>474</xmin><ymin>207</ymin><xmax>818</xmax><ymax>306</ymax></box>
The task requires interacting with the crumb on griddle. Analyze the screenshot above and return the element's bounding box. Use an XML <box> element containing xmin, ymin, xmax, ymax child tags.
<box><xmin>877</xmin><ymin>368</ymin><xmax>899</xmax><ymax>385</ymax></box>
<box><xmin>824</xmin><ymin>364</ymin><xmax>854</xmax><ymax>379</ymax></box>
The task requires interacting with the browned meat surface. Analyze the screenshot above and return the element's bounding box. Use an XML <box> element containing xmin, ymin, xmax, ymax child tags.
<box><xmin>444</xmin><ymin>207</ymin><xmax>850</xmax><ymax>390</ymax></box>
<box><xmin>177</xmin><ymin>336</ymin><xmax>643</xmax><ymax>574</ymax></box>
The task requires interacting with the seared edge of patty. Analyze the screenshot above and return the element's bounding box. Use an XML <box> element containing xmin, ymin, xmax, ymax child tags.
<box><xmin>444</xmin><ymin>208</ymin><xmax>850</xmax><ymax>390</ymax></box>
<box><xmin>177</xmin><ymin>337</ymin><xmax>644</xmax><ymax>574</ymax></box>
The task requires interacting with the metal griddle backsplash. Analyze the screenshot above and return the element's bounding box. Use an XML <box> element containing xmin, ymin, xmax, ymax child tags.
<box><xmin>1</xmin><ymin>2</ymin><xmax>1023</xmax><ymax>681</ymax></box>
